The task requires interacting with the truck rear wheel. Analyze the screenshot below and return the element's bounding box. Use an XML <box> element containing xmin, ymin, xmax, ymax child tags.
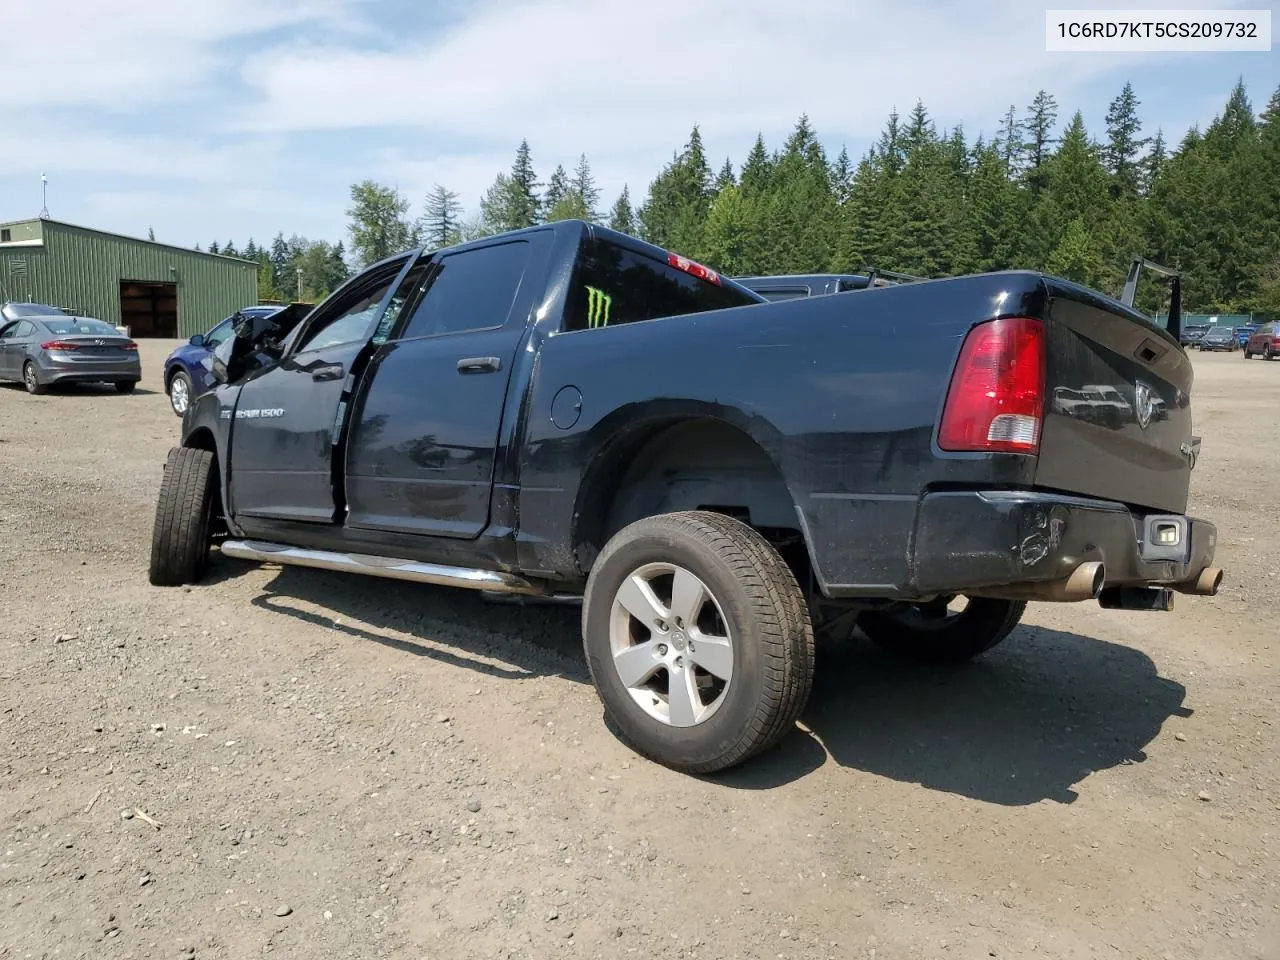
<box><xmin>149</xmin><ymin>447</ymin><xmax>217</xmax><ymax>586</ymax></box>
<box><xmin>582</xmin><ymin>511</ymin><xmax>814</xmax><ymax>774</ymax></box>
<box><xmin>858</xmin><ymin>596</ymin><xmax>1025</xmax><ymax>665</ymax></box>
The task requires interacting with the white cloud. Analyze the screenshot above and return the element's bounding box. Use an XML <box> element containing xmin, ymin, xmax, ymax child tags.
<box><xmin>0</xmin><ymin>0</ymin><xmax>1266</xmax><ymax>247</ymax></box>
<box><xmin>0</xmin><ymin>0</ymin><xmax>353</xmax><ymax>107</ymax></box>
<box><xmin>234</xmin><ymin>0</ymin><xmax>1255</xmax><ymax>208</ymax></box>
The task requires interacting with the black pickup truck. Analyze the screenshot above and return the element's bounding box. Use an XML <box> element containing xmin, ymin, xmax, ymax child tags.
<box><xmin>148</xmin><ymin>220</ymin><xmax>1222</xmax><ymax>774</ymax></box>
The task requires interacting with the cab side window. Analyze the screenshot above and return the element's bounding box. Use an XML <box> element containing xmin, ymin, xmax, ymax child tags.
<box><xmin>395</xmin><ymin>240</ymin><xmax>531</xmax><ymax>341</ymax></box>
<box><xmin>295</xmin><ymin>258</ymin><xmax>408</xmax><ymax>354</ymax></box>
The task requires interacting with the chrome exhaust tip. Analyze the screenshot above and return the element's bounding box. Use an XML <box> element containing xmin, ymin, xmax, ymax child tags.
<box><xmin>1064</xmin><ymin>561</ymin><xmax>1106</xmax><ymax>601</ymax></box>
<box><xmin>1172</xmin><ymin>566</ymin><xmax>1223</xmax><ymax>597</ymax></box>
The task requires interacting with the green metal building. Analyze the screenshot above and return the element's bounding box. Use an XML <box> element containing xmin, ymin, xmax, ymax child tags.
<box><xmin>0</xmin><ymin>217</ymin><xmax>257</xmax><ymax>338</ymax></box>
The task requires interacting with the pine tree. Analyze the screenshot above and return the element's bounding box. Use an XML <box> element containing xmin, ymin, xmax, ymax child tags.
<box><xmin>509</xmin><ymin>139</ymin><xmax>541</xmax><ymax>226</ymax></box>
<box><xmin>609</xmin><ymin>186</ymin><xmax>636</xmax><ymax>234</ymax></box>
<box><xmin>1032</xmin><ymin>111</ymin><xmax>1112</xmax><ymax>285</ymax></box>
<box><xmin>638</xmin><ymin>124</ymin><xmax>713</xmax><ymax>253</ymax></box>
<box><xmin>904</xmin><ymin>101</ymin><xmax>934</xmax><ymax>152</ymax></box>
<box><xmin>875</xmin><ymin>109</ymin><xmax>906</xmax><ymax>175</ymax></box>
<box><xmin>699</xmin><ymin>185</ymin><xmax>753</xmax><ymax>275</ymax></box>
<box><xmin>830</xmin><ymin>147</ymin><xmax>853</xmax><ymax>206</ymax></box>
<box><xmin>477</xmin><ymin>142</ymin><xmax>543</xmax><ymax>233</ymax></box>
<box><xmin>209</xmin><ymin>241</ymin><xmax>220</xmax><ymax>254</ymax></box>
<box><xmin>1103</xmin><ymin>82</ymin><xmax>1149</xmax><ymax>199</ymax></box>
<box><xmin>223</xmin><ymin>241</ymin><xmax>238</xmax><ymax>258</ymax></box>
<box><xmin>969</xmin><ymin>139</ymin><xmax>1030</xmax><ymax>271</ymax></box>
<box><xmin>739</xmin><ymin>134</ymin><xmax>773</xmax><ymax>195</ymax></box>
<box><xmin>421</xmin><ymin>183</ymin><xmax>463</xmax><ymax>248</ymax></box>
<box><xmin>544</xmin><ymin>164</ymin><xmax>570</xmax><ymax>212</ymax></box>
<box><xmin>570</xmin><ymin>154</ymin><xmax>601</xmax><ymax>221</ymax></box>
<box><xmin>763</xmin><ymin>114</ymin><xmax>838</xmax><ymax>272</ymax></box>
<box><xmin>715</xmin><ymin>158</ymin><xmax>736</xmax><ymax>192</ymax></box>
<box><xmin>1023</xmin><ymin>90</ymin><xmax>1059</xmax><ymax>193</ymax></box>
<box><xmin>147</xmin><ymin>226</ymin><xmax>156</xmax><ymax>241</ymax></box>
<box><xmin>269</xmin><ymin>233</ymin><xmax>289</xmax><ymax>291</ymax></box>
<box><xmin>1142</xmin><ymin>128</ymin><xmax>1167</xmax><ymax>194</ymax></box>
<box><xmin>545</xmin><ymin>192</ymin><xmax>591</xmax><ymax>223</ymax></box>
<box><xmin>997</xmin><ymin>105</ymin><xmax>1023</xmax><ymax>178</ymax></box>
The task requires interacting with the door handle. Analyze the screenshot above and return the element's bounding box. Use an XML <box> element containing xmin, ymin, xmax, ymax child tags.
<box><xmin>457</xmin><ymin>356</ymin><xmax>501</xmax><ymax>374</ymax></box>
<box><xmin>312</xmin><ymin>363</ymin><xmax>344</xmax><ymax>382</ymax></box>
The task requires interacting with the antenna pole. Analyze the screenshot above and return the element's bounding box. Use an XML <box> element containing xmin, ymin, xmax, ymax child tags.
<box><xmin>40</xmin><ymin>173</ymin><xmax>49</xmax><ymax>219</ymax></box>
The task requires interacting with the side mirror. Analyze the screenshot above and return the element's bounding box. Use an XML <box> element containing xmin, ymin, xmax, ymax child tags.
<box><xmin>189</xmin><ymin>333</ymin><xmax>205</xmax><ymax>347</ymax></box>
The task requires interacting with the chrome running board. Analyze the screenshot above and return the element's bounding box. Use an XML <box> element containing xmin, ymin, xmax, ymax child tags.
<box><xmin>219</xmin><ymin>539</ymin><xmax>548</xmax><ymax>596</ymax></box>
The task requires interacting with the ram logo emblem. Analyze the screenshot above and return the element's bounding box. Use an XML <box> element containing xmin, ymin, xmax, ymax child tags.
<box><xmin>1134</xmin><ymin>381</ymin><xmax>1156</xmax><ymax>430</ymax></box>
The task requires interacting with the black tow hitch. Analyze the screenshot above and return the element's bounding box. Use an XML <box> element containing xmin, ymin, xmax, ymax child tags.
<box><xmin>1097</xmin><ymin>586</ymin><xmax>1176</xmax><ymax>612</ymax></box>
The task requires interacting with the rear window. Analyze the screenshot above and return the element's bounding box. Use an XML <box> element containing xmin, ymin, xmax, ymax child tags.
<box><xmin>9</xmin><ymin>303</ymin><xmax>68</xmax><ymax>318</ymax></box>
<box><xmin>563</xmin><ymin>238</ymin><xmax>758</xmax><ymax>332</ymax></box>
<box><xmin>43</xmin><ymin>318</ymin><xmax>118</xmax><ymax>336</ymax></box>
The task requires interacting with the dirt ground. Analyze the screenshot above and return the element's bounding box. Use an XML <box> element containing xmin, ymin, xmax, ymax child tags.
<box><xmin>0</xmin><ymin>342</ymin><xmax>1276</xmax><ymax>960</ymax></box>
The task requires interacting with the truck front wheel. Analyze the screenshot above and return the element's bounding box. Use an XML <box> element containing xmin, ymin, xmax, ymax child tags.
<box><xmin>582</xmin><ymin>511</ymin><xmax>815</xmax><ymax>774</ymax></box>
<box><xmin>148</xmin><ymin>447</ymin><xmax>217</xmax><ymax>586</ymax></box>
<box><xmin>858</xmin><ymin>597</ymin><xmax>1026</xmax><ymax>665</ymax></box>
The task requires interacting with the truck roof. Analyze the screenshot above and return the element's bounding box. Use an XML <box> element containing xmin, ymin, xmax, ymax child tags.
<box><xmin>377</xmin><ymin>219</ymin><xmax>766</xmax><ymax>304</ymax></box>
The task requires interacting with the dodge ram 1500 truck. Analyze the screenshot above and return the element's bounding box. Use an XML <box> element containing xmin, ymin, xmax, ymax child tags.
<box><xmin>148</xmin><ymin>219</ymin><xmax>1223</xmax><ymax>774</ymax></box>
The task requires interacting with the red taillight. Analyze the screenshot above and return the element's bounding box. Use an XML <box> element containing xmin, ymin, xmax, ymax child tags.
<box><xmin>667</xmin><ymin>252</ymin><xmax>721</xmax><ymax>286</ymax></box>
<box><xmin>938</xmin><ymin>316</ymin><xmax>1046</xmax><ymax>454</ymax></box>
<box><xmin>124</xmin><ymin>341</ymin><xmax>138</xmax><ymax>351</ymax></box>
<box><xmin>41</xmin><ymin>340</ymin><xmax>79</xmax><ymax>351</ymax></box>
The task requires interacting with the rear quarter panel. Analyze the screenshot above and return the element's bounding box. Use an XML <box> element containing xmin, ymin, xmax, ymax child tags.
<box><xmin>516</xmin><ymin>272</ymin><xmax>1047</xmax><ymax>591</ymax></box>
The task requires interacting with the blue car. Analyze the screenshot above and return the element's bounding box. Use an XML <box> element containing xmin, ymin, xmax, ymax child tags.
<box><xmin>163</xmin><ymin>306</ymin><xmax>282</xmax><ymax>415</ymax></box>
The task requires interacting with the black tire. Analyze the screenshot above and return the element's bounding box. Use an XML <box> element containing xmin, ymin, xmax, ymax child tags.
<box><xmin>167</xmin><ymin>370</ymin><xmax>192</xmax><ymax>416</ymax></box>
<box><xmin>149</xmin><ymin>446</ymin><xmax>217</xmax><ymax>586</ymax></box>
<box><xmin>1267</xmin><ymin>346</ymin><xmax>1276</xmax><ymax>361</ymax></box>
<box><xmin>115</xmin><ymin>380</ymin><xmax>138</xmax><ymax>394</ymax></box>
<box><xmin>859</xmin><ymin>597</ymin><xmax>1026</xmax><ymax>665</ymax></box>
<box><xmin>23</xmin><ymin>362</ymin><xmax>46</xmax><ymax>395</ymax></box>
<box><xmin>582</xmin><ymin>510</ymin><xmax>815</xmax><ymax>774</ymax></box>
<box><xmin>1244</xmin><ymin>348</ymin><xmax>1253</xmax><ymax>359</ymax></box>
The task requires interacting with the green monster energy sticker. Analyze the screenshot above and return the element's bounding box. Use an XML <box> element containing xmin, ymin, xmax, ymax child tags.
<box><xmin>585</xmin><ymin>286</ymin><xmax>613</xmax><ymax>328</ymax></box>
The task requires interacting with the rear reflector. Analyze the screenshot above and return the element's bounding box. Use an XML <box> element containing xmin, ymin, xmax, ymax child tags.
<box><xmin>667</xmin><ymin>252</ymin><xmax>721</xmax><ymax>286</ymax></box>
<box><xmin>938</xmin><ymin>316</ymin><xmax>1045</xmax><ymax>454</ymax></box>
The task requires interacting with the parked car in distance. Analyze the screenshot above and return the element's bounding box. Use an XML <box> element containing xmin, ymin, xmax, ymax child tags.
<box><xmin>1235</xmin><ymin>324</ymin><xmax>1256</xmax><ymax>347</ymax></box>
<box><xmin>0</xmin><ymin>314</ymin><xmax>140</xmax><ymax>394</ymax></box>
<box><xmin>147</xmin><ymin>219</ymin><xmax>1223</xmax><ymax>776</ymax></box>
<box><xmin>1180</xmin><ymin>324</ymin><xmax>1208</xmax><ymax>346</ymax></box>
<box><xmin>1243</xmin><ymin>321</ymin><xmax>1280</xmax><ymax>360</ymax></box>
<box><xmin>1197</xmin><ymin>326</ymin><xmax>1237</xmax><ymax>351</ymax></box>
<box><xmin>163</xmin><ymin>305</ymin><xmax>285</xmax><ymax>416</ymax></box>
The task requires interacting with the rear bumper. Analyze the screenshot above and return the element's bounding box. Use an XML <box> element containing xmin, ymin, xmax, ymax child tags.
<box><xmin>39</xmin><ymin>358</ymin><xmax>141</xmax><ymax>383</ymax></box>
<box><xmin>911</xmin><ymin>490</ymin><xmax>1218</xmax><ymax>596</ymax></box>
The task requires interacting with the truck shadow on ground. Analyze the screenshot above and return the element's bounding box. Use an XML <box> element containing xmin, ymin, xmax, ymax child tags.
<box><xmin>720</xmin><ymin>625</ymin><xmax>1192</xmax><ymax>805</ymax></box>
<box><xmin>232</xmin><ymin>562</ymin><xmax>588</xmax><ymax>683</ymax></box>
<box><xmin>226</xmin><ymin>560</ymin><xmax>1190</xmax><ymax>807</ymax></box>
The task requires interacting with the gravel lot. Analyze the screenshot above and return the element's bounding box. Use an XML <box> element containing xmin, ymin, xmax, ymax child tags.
<box><xmin>1</xmin><ymin>341</ymin><xmax>1276</xmax><ymax>960</ymax></box>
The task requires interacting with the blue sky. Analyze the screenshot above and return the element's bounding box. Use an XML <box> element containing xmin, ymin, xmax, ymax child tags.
<box><xmin>0</xmin><ymin>0</ymin><xmax>1275</xmax><ymax>253</ymax></box>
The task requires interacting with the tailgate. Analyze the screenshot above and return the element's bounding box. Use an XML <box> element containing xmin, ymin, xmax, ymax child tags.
<box><xmin>1035</xmin><ymin>281</ymin><xmax>1194</xmax><ymax>515</ymax></box>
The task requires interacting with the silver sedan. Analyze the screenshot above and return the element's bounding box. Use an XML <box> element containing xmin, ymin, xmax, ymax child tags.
<box><xmin>0</xmin><ymin>313</ymin><xmax>141</xmax><ymax>395</ymax></box>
